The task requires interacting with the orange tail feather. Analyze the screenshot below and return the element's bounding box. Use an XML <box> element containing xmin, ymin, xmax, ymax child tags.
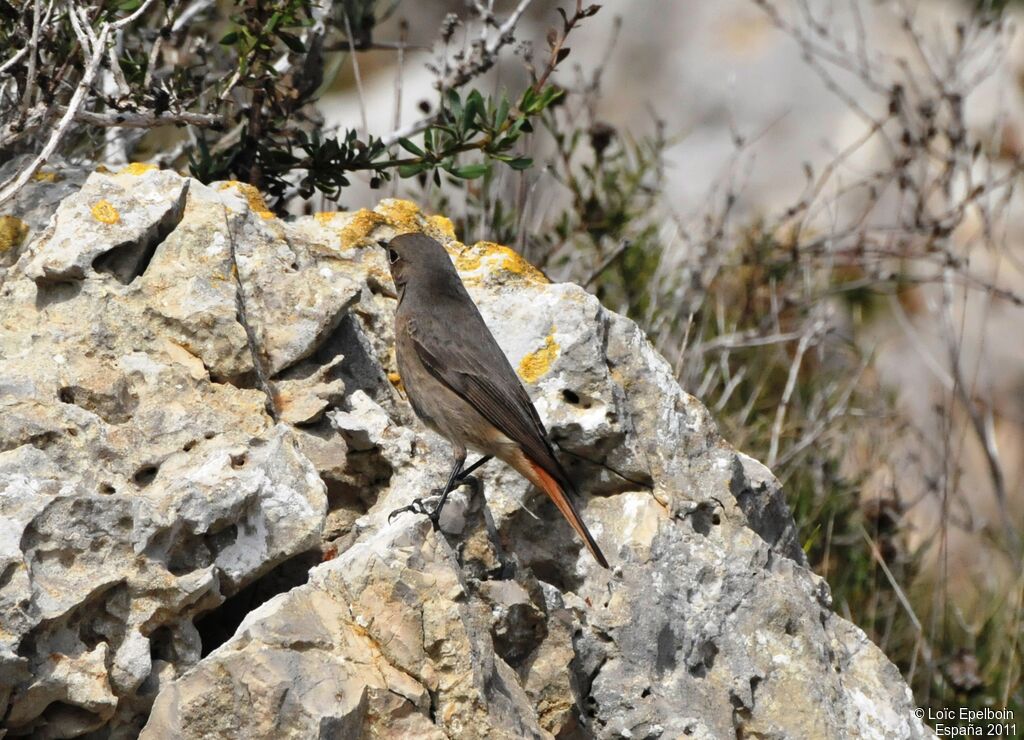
<box><xmin>528</xmin><ymin>461</ymin><xmax>609</xmax><ymax>568</ymax></box>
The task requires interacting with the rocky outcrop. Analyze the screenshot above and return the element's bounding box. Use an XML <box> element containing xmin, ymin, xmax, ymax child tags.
<box><xmin>0</xmin><ymin>167</ymin><xmax>930</xmax><ymax>738</ymax></box>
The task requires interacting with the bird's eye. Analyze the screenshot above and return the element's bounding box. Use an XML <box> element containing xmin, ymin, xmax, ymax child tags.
<box><xmin>388</xmin><ymin>249</ymin><xmax>399</xmax><ymax>264</ymax></box>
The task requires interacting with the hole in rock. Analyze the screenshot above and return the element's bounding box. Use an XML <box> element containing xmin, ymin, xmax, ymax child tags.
<box><xmin>211</xmin><ymin>366</ymin><xmax>261</xmax><ymax>391</ymax></box>
<box><xmin>527</xmin><ymin>557</ymin><xmax>583</xmax><ymax>596</ymax></box>
<box><xmin>133</xmin><ymin>464</ymin><xmax>159</xmax><ymax>487</ymax></box>
<box><xmin>325</xmin><ymin>479</ymin><xmax>372</xmax><ymax>513</ymax></box>
<box><xmin>559</xmin><ymin>387</ymin><xmax>596</xmax><ymax>409</ymax></box>
<box><xmin>28</xmin><ymin>431</ymin><xmax>59</xmax><ymax>450</ymax></box>
<box><xmin>205</xmin><ymin>524</ymin><xmax>238</xmax><ymax>557</ymax></box>
<box><xmin>687</xmin><ymin>640</ymin><xmax>718</xmax><ymax>678</ymax></box>
<box><xmin>230</xmin><ymin>453</ymin><xmax>247</xmax><ymax>469</ymax></box>
<box><xmin>688</xmin><ymin>503</ymin><xmax>718</xmax><ymax>537</ymax></box>
<box><xmin>55</xmin><ymin>383</ymin><xmax>138</xmax><ymax>424</ymax></box>
<box><xmin>296</xmin><ymin>415</ymin><xmax>394</xmax><ymax>520</ymax></box>
<box><xmin>501</xmin><ymin>500</ymin><xmax>589</xmax><ymax>594</ymax></box>
<box><xmin>149</xmin><ymin>625</ymin><xmax>177</xmax><ymax>662</ymax></box>
<box><xmin>34</xmin><ymin>279</ymin><xmax>83</xmax><ymax>309</ymax></box>
<box><xmin>183</xmin><ymin>440</ymin><xmax>196</xmax><ymax>452</ymax></box>
<box><xmin>655</xmin><ymin>624</ymin><xmax>677</xmax><ymax>675</ymax></box>
<box><xmin>195</xmin><ymin>549</ymin><xmax>321</xmax><ymax>657</ymax></box>
<box><xmin>39</xmin><ymin>701</ymin><xmax>101</xmax><ymax>733</ymax></box>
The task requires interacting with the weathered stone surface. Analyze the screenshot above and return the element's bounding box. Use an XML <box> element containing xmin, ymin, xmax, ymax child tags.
<box><xmin>142</xmin><ymin>520</ymin><xmax>544</xmax><ymax>740</ymax></box>
<box><xmin>0</xmin><ymin>156</ymin><xmax>92</xmax><ymax>273</ymax></box>
<box><xmin>24</xmin><ymin>167</ymin><xmax>189</xmax><ymax>284</ymax></box>
<box><xmin>0</xmin><ymin>169</ymin><xmax>930</xmax><ymax>738</ymax></box>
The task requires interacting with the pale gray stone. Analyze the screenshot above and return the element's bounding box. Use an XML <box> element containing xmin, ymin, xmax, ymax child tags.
<box><xmin>0</xmin><ymin>172</ymin><xmax>930</xmax><ymax>739</ymax></box>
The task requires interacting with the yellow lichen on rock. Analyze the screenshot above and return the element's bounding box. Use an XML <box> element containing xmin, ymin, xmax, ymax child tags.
<box><xmin>0</xmin><ymin>215</ymin><xmax>29</xmax><ymax>253</ymax></box>
<box><xmin>375</xmin><ymin>199</ymin><xmax>423</xmax><ymax>233</ymax></box>
<box><xmin>428</xmin><ymin>215</ymin><xmax>456</xmax><ymax>238</ymax></box>
<box><xmin>465</xmin><ymin>241</ymin><xmax>548</xmax><ymax>283</ymax></box>
<box><xmin>454</xmin><ymin>247</ymin><xmax>482</xmax><ymax>272</ymax></box>
<box><xmin>339</xmin><ymin>209</ymin><xmax>386</xmax><ymax>248</ymax></box>
<box><xmin>218</xmin><ymin>181</ymin><xmax>275</xmax><ymax>220</ymax></box>
<box><xmin>32</xmin><ymin>171</ymin><xmax>61</xmax><ymax>183</ymax></box>
<box><xmin>518</xmin><ymin>328</ymin><xmax>560</xmax><ymax>383</ymax></box>
<box><xmin>328</xmin><ymin>200</ymin><xmax>459</xmax><ymax>251</ymax></box>
<box><xmin>91</xmin><ymin>199</ymin><xmax>120</xmax><ymax>225</ymax></box>
<box><xmin>118</xmin><ymin>162</ymin><xmax>158</xmax><ymax>176</ymax></box>
<box><xmin>336</xmin><ymin>200</ymin><xmax>454</xmax><ymax>249</ymax></box>
<box><xmin>498</xmin><ymin>249</ymin><xmax>546</xmax><ymax>281</ymax></box>
<box><xmin>314</xmin><ymin>211</ymin><xmax>339</xmax><ymax>226</ymax></box>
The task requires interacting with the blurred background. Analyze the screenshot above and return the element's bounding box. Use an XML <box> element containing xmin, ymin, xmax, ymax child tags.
<box><xmin>1</xmin><ymin>0</ymin><xmax>1022</xmax><ymax>719</ymax></box>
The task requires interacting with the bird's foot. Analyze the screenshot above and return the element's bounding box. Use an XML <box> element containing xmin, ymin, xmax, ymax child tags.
<box><xmin>387</xmin><ymin>495</ymin><xmax>438</xmax><ymax>525</ymax></box>
<box><xmin>387</xmin><ymin>477</ymin><xmax>481</xmax><ymax>527</ymax></box>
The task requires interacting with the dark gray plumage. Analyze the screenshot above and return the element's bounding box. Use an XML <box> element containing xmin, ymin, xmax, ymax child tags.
<box><xmin>383</xmin><ymin>232</ymin><xmax>608</xmax><ymax>568</ymax></box>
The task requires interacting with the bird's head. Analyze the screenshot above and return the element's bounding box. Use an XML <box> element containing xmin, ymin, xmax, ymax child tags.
<box><xmin>377</xmin><ymin>233</ymin><xmax>454</xmax><ymax>293</ymax></box>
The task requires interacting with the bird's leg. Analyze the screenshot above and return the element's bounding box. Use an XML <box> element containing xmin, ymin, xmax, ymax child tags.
<box><xmin>424</xmin><ymin>452</ymin><xmax>466</xmax><ymax>524</ymax></box>
<box><xmin>388</xmin><ymin>451</ymin><xmax>467</xmax><ymax>526</ymax></box>
<box><xmin>457</xmin><ymin>455</ymin><xmax>492</xmax><ymax>481</ymax></box>
<box><xmin>428</xmin><ymin>455</ymin><xmax>491</xmax><ymax>517</ymax></box>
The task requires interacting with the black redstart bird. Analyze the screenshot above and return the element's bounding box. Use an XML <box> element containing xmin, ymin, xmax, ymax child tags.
<box><xmin>381</xmin><ymin>233</ymin><xmax>609</xmax><ymax>568</ymax></box>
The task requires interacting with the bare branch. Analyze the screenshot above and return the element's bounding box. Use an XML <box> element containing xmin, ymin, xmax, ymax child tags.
<box><xmin>221</xmin><ymin>206</ymin><xmax>279</xmax><ymax>423</ymax></box>
<box><xmin>341</xmin><ymin>8</ymin><xmax>369</xmax><ymax>136</ymax></box>
<box><xmin>67</xmin><ymin>108</ymin><xmax>223</xmax><ymax>128</ymax></box>
<box><xmin>20</xmin><ymin>0</ymin><xmax>42</xmax><ymax>113</ymax></box>
<box><xmin>323</xmin><ymin>39</ymin><xmax>426</xmax><ymax>52</ymax></box>
<box><xmin>0</xmin><ymin>24</ymin><xmax>112</xmax><ymax>207</ymax></box>
<box><xmin>107</xmin><ymin>31</ymin><xmax>133</xmax><ymax>99</ymax></box>
<box><xmin>171</xmin><ymin>0</ymin><xmax>215</xmax><ymax>33</ymax></box>
<box><xmin>768</xmin><ymin>319</ymin><xmax>823</xmax><ymax>468</ymax></box>
<box><xmin>0</xmin><ymin>47</ymin><xmax>28</xmax><ymax>77</ymax></box>
<box><xmin>0</xmin><ymin>0</ymin><xmax>160</xmax><ymax>206</ymax></box>
<box><xmin>382</xmin><ymin>0</ymin><xmax>535</xmax><ymax>147</ymax></box>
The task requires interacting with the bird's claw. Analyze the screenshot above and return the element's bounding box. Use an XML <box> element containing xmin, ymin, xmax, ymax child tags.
<box><xmin>388</xmin><ymin>495</ymin><xmax>441</xmax><ymax>526</ymax></box>
<box><xmin>387</xmin><ymin>477</ymin><xmax>481</xmax><ymax>526</ymax></box>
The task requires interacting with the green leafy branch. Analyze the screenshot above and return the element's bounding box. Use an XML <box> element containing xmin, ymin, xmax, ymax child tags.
<box><xmin>192</xmin><ymin>1</ymin><xmax>588</xmax><ymax>204</ymax></box>
<box><xmin>388</xmin><ymin>85</ymin><xmax>561</xmax><ymax>183</ymax></box>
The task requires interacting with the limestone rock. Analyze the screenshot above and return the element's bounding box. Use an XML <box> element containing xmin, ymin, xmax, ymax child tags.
<box><xmin>142</xmin><ymin>520</ymin><xmax>544</xmax><ymax>740</ymax></box>
<box><xmin>0</xmin><ymin>156</ymin><xmax>92</xmax><ymax>272</ymax></box>
<box><xmin>23</xmin><ymin>167</ymin><xmax>189</xmax><ymax>284</ymax></box>
<box><xmin>0</xmin><ymin>170</ymin><xmax>930</xmax><ymax>739</ymax></box>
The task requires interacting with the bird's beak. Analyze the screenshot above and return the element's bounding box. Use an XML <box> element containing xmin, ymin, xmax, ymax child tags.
<box><xmin>376</xmin><ymin>239</ymin><xmax>390</xmax><ymax>249</ymax></box>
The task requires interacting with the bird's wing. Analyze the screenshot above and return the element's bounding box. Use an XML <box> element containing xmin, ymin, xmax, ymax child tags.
<box><xmin>407</xmin><ymin>303</ymin><xmax>610</xmax><ymax>569</ymax></box>
<box><xmin>406</xmin><ymin>309</ymin><xmax>569</xmax><ymax>489</ymax></box>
